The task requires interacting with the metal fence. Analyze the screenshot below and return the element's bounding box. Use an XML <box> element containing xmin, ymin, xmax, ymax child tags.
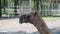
<box><xmin>39</xmin><ymin>0</ymin><xmax>60</xmax><ymax>17</ymax></box>
<box><xmin>2</xmin><ymin>0</ymin><xmax>60</xmax><ymax>17</ymax></box>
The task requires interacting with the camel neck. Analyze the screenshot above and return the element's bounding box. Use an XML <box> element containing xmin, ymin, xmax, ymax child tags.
<box><xmin>33</xmin><ymin>19</ymin><xmax>51</xmax><ymax>34</ymax></box>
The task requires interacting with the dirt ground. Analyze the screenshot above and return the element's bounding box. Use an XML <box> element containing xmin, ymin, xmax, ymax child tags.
<box><xmin>0</xmin><ymin>18</ymin><xmax>60</xmax><ymax>34</ymax></box>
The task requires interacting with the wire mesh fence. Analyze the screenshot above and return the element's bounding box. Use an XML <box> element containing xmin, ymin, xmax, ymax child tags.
<box><xmin>1</xmin><ymin>0</ymin><xmax>60</xmax><ymax>17</ymax></box>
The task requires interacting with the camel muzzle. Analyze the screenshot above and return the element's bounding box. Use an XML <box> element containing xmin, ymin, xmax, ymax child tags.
<box><xmin>19</xmin><ymin>14</ymin><xmax>31</xmax><ymax>24</ymax></box>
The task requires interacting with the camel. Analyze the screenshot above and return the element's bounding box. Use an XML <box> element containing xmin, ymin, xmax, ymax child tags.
<box><xmin>19</xmin><ymin>12</ymin><xmax>51</xmax><ymax>34</ymax></box>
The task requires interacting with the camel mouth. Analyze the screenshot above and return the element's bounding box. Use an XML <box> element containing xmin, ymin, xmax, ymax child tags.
<box><xmin>19</xmin><ymin>19</ymin><xmax>30</xmax><ymax>23</ymax></box>
<box><xmin>19</xmin><ymin>20</ymin><xmax>23</xmax><ymax>24</ymax></box>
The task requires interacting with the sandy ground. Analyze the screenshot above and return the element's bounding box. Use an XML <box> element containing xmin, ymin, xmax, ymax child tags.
<box><xmin>0</xmin><ymin>18</ymin><xmax>60</xmax><ymax>34</ymax></box>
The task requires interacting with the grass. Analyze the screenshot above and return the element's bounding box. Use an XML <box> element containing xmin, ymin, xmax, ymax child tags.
<box><xmin>43</xmin><ymin>17</ymin><xmax>60</xmax><ymax>21</ymax></box>
<box><xmin>2</xmin><ymin>14</ymin><xmax>60</xmax><ymax>21</ymax></box>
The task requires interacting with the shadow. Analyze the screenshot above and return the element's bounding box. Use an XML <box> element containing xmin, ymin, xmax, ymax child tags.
<box><xmin>0</xmin><ymin>27</ymin><xmax>60</xmax><ymax>34</ymax></box>
<box><xmin>50</xmin><ymin>27</ymin><xmax>60</xmax><ymax>34</ymax></box>
<box><xmin>0</xmin><ymin>31</ymin><xmax>39</xmax><ymax>34</ymax></box>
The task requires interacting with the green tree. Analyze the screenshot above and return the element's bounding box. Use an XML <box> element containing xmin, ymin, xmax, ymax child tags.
<box><xmin>0</xmin><ymin>0</ymin><xmax>2</xmax><ymax>17</ymax></box>
<box><xmin>3</xmin><ymin>0</ymin><xmax>8</xmax><ymax>14</ymax></box>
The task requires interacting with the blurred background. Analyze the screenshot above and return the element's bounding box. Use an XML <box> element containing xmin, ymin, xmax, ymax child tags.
<box><xmin>0</xmin><ymin>0</ymin><xmax>60</xmax><ymax>17</ymax></box>
<box><xmin>0</xmin><ymin>0</ymin><xmax>60</xmax><ymax>34</ymax></box>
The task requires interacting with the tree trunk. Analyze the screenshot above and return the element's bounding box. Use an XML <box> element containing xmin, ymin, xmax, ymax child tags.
<box><xmin>36</xmin><ymin>0</ymin><xmax>39</xmax><ymax>11</ymax></box>
<box><xmin>0</xmin><ymin>0</ymin><xmax>2</xmax><ymax>17</ymax></box>
<box><xmin>40</xmin><ymin>0</ymin><xmax>43</xmax><ymax>16</ymax></box>
<box><xmin>14</xmin><ymin>0</ymin><xmax>18</xmax><ymax>16</ymax></box>
<box><xmin>3</xmin><ymin>0</ymin><xmax>6</xmax><ymax>14</ymax></box>
<box><xmin>34</xmin><ymin>0</ymin><xmax>39</xmax><ymax>11</ymax></box>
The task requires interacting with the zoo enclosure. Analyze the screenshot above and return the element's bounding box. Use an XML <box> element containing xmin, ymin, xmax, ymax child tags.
<box><xmin>1</xmin><ymin>0</ymin><xmax>60</xmax><ymax>17</ymax></box>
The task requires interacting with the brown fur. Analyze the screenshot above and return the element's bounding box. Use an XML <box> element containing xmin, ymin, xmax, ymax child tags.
<box><xmin>19</xmin><ymin>12</ymin><xmax>51</xmax><ymax>34</ymax></box>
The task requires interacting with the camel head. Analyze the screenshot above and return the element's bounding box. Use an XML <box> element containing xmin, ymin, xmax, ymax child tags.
<box><xmin>19</xmin><ymin>12</ymin><xmax>38</xmax><ymax>24</ymax></box>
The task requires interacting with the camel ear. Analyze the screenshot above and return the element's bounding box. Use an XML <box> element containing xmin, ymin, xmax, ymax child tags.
<box><xmin>34</xmin><ymin>12</ymin><xmax>37</xmax><ymax>16</ymax></box>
